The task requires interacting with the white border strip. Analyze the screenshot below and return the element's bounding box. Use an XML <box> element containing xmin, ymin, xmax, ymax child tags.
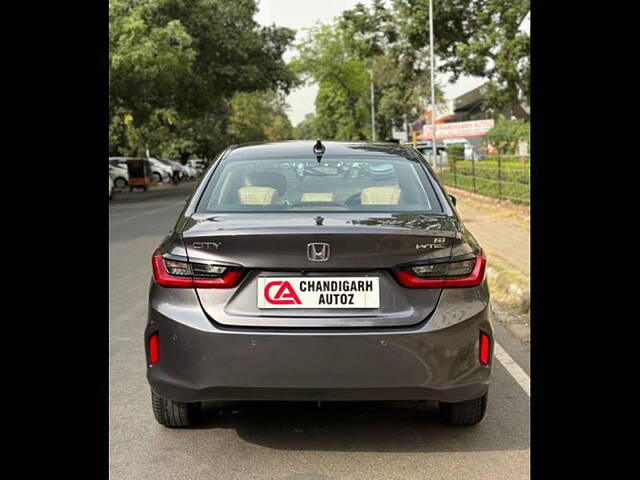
<box><xmin>494</xmin><ymin>342</ymin><xmax>530</xmax><ymax>397</ymax></box>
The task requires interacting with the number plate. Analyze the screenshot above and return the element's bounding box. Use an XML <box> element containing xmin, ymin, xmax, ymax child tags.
<box><xmin>257</xmin><ymin>277</ymin><xmax>380</xmax><ymax>309</ymax></box>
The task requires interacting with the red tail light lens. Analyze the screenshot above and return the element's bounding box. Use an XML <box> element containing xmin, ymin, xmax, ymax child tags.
<box><xmin>152</xmin><ymin>254</ymin><xmax>243</xmax><ymax>288</ymax></box>
<box><xmin>479</xmin><ymin>331</ymin><xmax>491</xmax><ymax>365</ymax></box>
<box><xmin>148</xmin><ymin>333</ymin><xmax>159</xmax><ymax>365</ymax></box>
<box><xmin>393</xmin><ymin>256</ymin><xmax>486</xmax><ymax>288</ymax></box>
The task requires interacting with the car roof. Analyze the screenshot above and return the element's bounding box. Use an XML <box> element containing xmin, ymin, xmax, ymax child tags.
<box><xmin>225</xmin><ymin>140</ymin><xmax>420</xmax><ymax>161</ymax></box>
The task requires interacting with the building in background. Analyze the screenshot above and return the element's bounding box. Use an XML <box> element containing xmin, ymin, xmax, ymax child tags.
<box><xmin>409</xmin><ymin>82</ymin><xmax>529</xmax><ymax>154</ymax></box>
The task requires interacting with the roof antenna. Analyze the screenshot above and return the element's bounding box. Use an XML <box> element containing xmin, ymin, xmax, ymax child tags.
<box><xmin>313</xmin><ymin>139</ymin><xmax>325</xmax><ymax>162</ymax></box>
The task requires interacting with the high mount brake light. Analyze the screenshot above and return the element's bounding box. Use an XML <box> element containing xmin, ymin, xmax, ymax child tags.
<box><xmin>393</xmin><ymin>256</ymin><xmax>486</xmax><ymax>288</ymax></box>
<box><xmin>152</xmin><ymin>254</ymin><xmax>243</xmax><ymax>288</ymax></box>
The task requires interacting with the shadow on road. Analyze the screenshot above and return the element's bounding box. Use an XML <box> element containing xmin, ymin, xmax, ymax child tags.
<box><xmin>184</xmin><ymin>395</ymin><xmax>528</xmax><ymax>453</ymax></box>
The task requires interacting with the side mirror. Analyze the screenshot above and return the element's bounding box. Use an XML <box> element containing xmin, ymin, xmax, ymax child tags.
<box><xmin>449</xmin><ymin>194</ymin><xmax>457</xmax><ymax>206</ymax></box>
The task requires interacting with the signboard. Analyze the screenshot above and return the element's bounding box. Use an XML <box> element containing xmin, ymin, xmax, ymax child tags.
<box><xmin>421</xmin><ymin>119</ymin><xmax>495</xmax><ymax>140</ymax></box>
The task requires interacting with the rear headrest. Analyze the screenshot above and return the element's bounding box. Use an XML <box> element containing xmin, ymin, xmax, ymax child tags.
<box><xmin>238</xmin><ymin>187</ymin><xmax>278</xmax><ymax>206</ymax></box>
<box><xmin>244</xmin><ymin>171</ymin><xmax>287</xmax><ymax>197</ymax></box>
<box><xmin>361</xmin><ymin>186</ymin><xmax>402</xmax><ymax>205</ymax></box>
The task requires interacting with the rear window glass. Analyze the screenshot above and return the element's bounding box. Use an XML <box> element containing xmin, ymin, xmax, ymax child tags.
<box><xmin>196</xmin><ymin>156</ymin><xmax>442</xmax><ymax>213</ymax></box>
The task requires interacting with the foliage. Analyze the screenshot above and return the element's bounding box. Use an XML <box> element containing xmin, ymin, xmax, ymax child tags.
<box><xmin>485</xmin><ymin>118</ymin><xmax>530</xmax><ymax>154</ymax></box>
<box><xmin>293</xmin><ymin>113</ymin><xmax>319</xmax><ymax>140</ymax></box>
<box><xmin>109</xmin><ymin>0</ymin><xmax>297</xmax><ymax>157</ymax></box>
<box><xmin>291</xmin><ymin>24</ymin><xmax>370</xmax><ymax>140</ymax></box>
<box><xmin>446</xmin><ymin>145</ymin><xmax>465</xmax><ymax>162</ymax></box>
<box><xmin>228</xmin><ymin>91</ymin><xmax>293</xmax><ymax>144</ymax></box>
<box><xmin>440</xmin><ymin>159</ymin><xmax>530</xmax><ymax>204</ymax></box>
<box><xmin>395</xmin><ymin>0</ymin><xmax>530</xmax><ymax>117</ymax></box>
<box><xmin>291</xmin><ymin>0</ymin><xmax>443</xmax><ymax>141</ymax></box>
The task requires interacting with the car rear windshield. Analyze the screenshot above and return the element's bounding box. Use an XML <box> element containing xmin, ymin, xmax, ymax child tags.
<box><xmin>196</xmin><ymin>156</ymin><xmax>443</xmax><ymax>213</ymax></box>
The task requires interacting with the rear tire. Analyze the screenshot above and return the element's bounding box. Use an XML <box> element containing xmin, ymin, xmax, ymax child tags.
<box><xmin>439</xmin><ymin>392</ymin><xmax>487</xmax><ymax>425</ymax></box>
<box><xmin>114</xmin><ymin>177</ymin><xmax>127</xmax><ymax>189</ymax></box>
<box><xmin>151</xmin><ymin>390</ymin><xmax>202</xmax><ymax>428</ymax></box>
<box><xmin>153</xmin><ymin>172</ymin><xmax>162</xmax><ymax>184</ymax></box>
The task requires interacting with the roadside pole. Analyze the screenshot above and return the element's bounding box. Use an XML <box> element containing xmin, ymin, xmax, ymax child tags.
<box><xmin>370</xmin><ymin>71</ymin><xmax>376</xmax><ymax>141</ymax></box>
<box><xmin>429</xmin><ymin>0</ymin><xmax>437</xmax><ymax>170</ymax></box>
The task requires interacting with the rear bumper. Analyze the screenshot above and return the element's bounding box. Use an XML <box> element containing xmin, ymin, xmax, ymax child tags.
<box><xmin>145</xmin><ymin>283</ymin><xmax>493</xmax><ymax>404</ymax></box>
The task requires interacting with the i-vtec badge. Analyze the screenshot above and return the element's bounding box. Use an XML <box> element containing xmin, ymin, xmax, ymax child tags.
<box><xmin>192</xmin><ymin>241</ymin><xmax>223</xmax><ymax>250</ymax></box>
<box><xmin>416</xmin><ymin>237</ymin><xmax>447</xmax><ymax>250</ymax></box>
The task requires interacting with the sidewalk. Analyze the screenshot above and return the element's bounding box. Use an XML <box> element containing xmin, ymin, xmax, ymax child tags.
<box><xmin>447</xmin><ymin>187</ymin><xmax>531</xmax><ymax>345</ymax></box>
<box><xmin>450</xmin><ymin>188</ymin><xmax>530</xmax><ymax>279</ymax></box>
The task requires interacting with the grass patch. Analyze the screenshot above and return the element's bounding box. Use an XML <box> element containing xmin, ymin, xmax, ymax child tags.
<box><xmin>485</xmin><ymin>258</ymin><xmax>530</xmax><ymax>313</ymax></box>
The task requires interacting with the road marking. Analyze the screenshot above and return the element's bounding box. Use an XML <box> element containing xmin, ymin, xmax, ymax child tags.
<box><xmin>109</xmin><ymin>204</ymin><xmax>180</xmax><ymax>227</ymax></box>
<box><xmin>494</xmin><ymin>341</ymin><xmax>530</xmax><ymax>397</ymax></box>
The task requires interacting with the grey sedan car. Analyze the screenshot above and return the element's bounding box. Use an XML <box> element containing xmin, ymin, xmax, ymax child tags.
<box><xmin>145</xmin><ymin>141</ymin><xmax>493</xmax><ymax>427</ymax></box>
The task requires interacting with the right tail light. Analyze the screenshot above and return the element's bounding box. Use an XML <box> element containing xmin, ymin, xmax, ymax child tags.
<box><xmin>393</xmin><ymin>256</ymin><xmax>486</xmax><ymax>288</ymax></box>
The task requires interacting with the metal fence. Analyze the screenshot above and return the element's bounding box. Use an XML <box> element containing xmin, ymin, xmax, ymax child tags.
<box><xmin>433</xmin><ymin>155</ymin><xmax>530</xmax><ymax>205</ymax></box>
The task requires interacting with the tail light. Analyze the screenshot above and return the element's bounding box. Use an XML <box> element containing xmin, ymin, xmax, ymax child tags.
<box><xmin>148</xmin><ymin>333</ymin><xmax>159</xmax><ymax>365</ymax></box>
<box><xmin>393</xmin><ymin>256</ymin><xmax>486</xmax><ymax>288</ymax></box>
<box><xmin>479</xmin><ymin>331</ymin><xmax>491</xmax><ymax>365</ymax></box>
<box><xmin>152</xmin><ymin>254</ymin><xmax>243</xmax><ymax>288</ymax></box>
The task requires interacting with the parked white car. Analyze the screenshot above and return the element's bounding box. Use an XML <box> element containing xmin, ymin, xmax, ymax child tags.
<box><xmin>156</xmin><ymin>158</ymin><xmax>183</xmax><ymax>181</ymax></box>
<box><xmin>443</xmin><ymin>139</ymin><xmax>479</xmax><ymax>161</ymax></box>
<box><xmin>148</xmin><ymin>158</ymin><xmax>172</xmax><ymax>183</ymax></box>
<box><xmin>109</xmin><ymin>164</ymin><xmax>129</xmax><ymax>189</ymax></box>
<box><xmin>188</xmin><ymin>159</ymin><xmax>207</xmax><ymax>172</ymax></box>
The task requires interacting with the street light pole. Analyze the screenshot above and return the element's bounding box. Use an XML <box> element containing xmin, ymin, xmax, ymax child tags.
<box><xmin>429</xmin><ymin>0</ymin><xmax>437</xmax><ymax>169</ymax></box>
<box><xmin>370</xmin><ymin>72</ymin><xmax>376</xmax><ymax>141</ymax></box>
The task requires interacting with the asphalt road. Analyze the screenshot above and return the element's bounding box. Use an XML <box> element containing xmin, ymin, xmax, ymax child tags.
<box><xmin>109</xmin><ymin>185</ymin><xmax>530</xmax><ymax>480</ymax></box>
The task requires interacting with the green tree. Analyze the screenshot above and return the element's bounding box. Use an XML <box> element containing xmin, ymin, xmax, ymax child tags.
<box><xmin>109</xmin><ymin>0</ymin><xmax>297</xmax><ymax>156</ymax></box>
<box><xmin>485</xmin><ymin>117</ymin><xmax>529</xmax><ymax>154</ymax></box>
<box><xmin>292</xmin><ymin>1</ymin><xmax>443</xmax><ymax>141</ymax></box>
<box><xmin>290</xmin><ymin>24</ymin><xmax>370</xmax><ymax>140</ymax></box>
<box><xmin>293</xmin><ymin>113</ymin><xmax>319</xmax><ymax>140</ymax></box>
<box><xmin>228</xmin><ymin>91</ymin><xmax>293</xmax><ymax>144</ymax></box>
<box><xmin>395</xmin><ymin>0</ymin><xmax>529</xmax><ymax>118</ymax></box>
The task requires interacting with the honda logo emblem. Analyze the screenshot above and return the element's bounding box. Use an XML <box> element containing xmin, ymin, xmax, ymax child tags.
<box><xmin>307</xmin><ymin>243</ymin><xmax>330</xmax><ymax>262</ymax></box>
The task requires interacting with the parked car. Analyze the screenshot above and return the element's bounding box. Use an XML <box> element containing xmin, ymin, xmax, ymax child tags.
<box><xmin>109</xmin><ymin>164</ymin><xmax>129</xmax><ymax>189</ymax></box>
<box><xmin>111</xmin><ymin>157</ymin><xmax>171</xmax><ymax>184</ymax></box>
<box><xmin>146</xmin><ymin>140</ymin><xmax>493</xmax><ymax>428</ymax></box>
<box><xmin>443</xmin><ymin>138</ymin><xmax>479</xmax><ymax>161</ymax></box>
<box><xmin>156</xmin><ymin>158</ymin><xmax>182</xmax><ymax>181</ymax></box>
<box><xmin>148</xmin><ymin>158</ymin><xmax>172</xmax><ymax>183</ymax></box>
<box><xmin>404</xmin><ymin>142</ymin><xmax>447</xmax><ymax>166</ymax></box>
<box><xmin>177</xmin><ymin>163</ymin><xmax>192</xmax><ymax>180</ymax></box>
<box><xmin>184</xmin><ymin>165</ymin><xmax>198</xmax><ymax>179</ymax></box>
<box><xmin>188</xmin><ymin>158</ymin><xmax>207</xmax><ymax>172</ymax></box>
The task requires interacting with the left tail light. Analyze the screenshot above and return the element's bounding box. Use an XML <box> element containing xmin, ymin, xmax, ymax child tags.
<box><xmin>393</xmin><ymin>256</ymin><xmax>486</xmax><ymax>288</ymax></box>
<box><xmin>152</xmin><ymin>254</ymin><xmax>243</xmax><ymax>288</ymax></box>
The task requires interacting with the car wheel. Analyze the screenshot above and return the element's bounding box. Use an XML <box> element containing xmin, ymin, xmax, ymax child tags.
<box><xmin>151</xmin><ymin>390</ymin><xmax>202</xmax><ymax>427</ymax></box>
<box><xmin>153</xmin><ymin>172</ymin><xmax>162</xmax><ymax>184</ymax></box>
<box><xmin>114</xmin><ymin>177</ymin><xmax>127</xmax><ymax>189</ymax></box>
<box><xmin>439</xmin><ymin>392</ymin><xmax>487</xmax><ymax>425</ymax></box>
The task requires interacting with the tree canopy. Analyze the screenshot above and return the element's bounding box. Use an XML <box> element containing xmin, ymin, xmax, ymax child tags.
<box><xmin>394</xmin><ymin>0</ymin><xmax>530</xmax><ymax>118</ymax></box>
<box><xmin>109</xmin><ymin>0</ymin><xmax>297</xmax><ymax>159</ymax></box>
<box><xmin>290</xmin><ymin>0</ymin><xmax>443</xmax><ymax>141</ymax></box>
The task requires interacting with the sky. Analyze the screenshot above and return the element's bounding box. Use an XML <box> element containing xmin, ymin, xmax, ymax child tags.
<box><xmin>254</xmin><ymin>0</ymin><xmax>489</xmax><ymax>126</ymax></box>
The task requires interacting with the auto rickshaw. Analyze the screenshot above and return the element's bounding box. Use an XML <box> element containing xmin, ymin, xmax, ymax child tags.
<box><xmin>126</xmin><ymin>158</ymin><xmax>152</xmax><ymax>192</ymax></box>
